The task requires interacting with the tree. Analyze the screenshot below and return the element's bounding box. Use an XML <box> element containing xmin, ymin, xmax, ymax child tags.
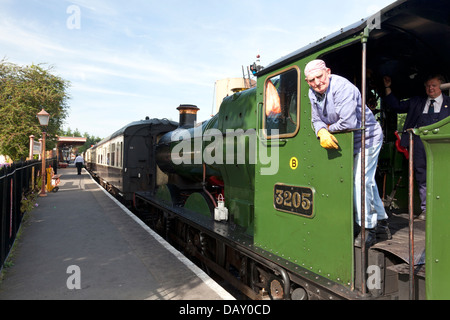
<box><xmin>0</xmin><ymin>60</ymin><xmax>70</xmax><ymax>161</ymax></box>
<box><xmin>78</xmin><ymin>133</ymin><xmax>102</xmax><ymax>154</ymax></box>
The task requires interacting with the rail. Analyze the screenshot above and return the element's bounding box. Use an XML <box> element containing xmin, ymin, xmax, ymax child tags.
<box><xmin>0</xmin><ymin>158</ymin><xmax>57</xmax><ymax>271</ymax></box>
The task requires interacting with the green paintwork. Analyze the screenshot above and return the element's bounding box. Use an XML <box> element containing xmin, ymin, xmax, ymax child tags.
<box><xmin>216</xmin><ymin>88</ymin><xmax>257</xmax><ymax>231</ymax></box>
<box><xmin>418</xmin><ymin>117</ymin><xmax>450</xmax><ymax>299</ymax></box>
<box><xmin>184</xmin><ymin>192</ymin><xmax>212</xmax><ymax>217</ymax></box>
<box><xmin>155</xmin><ymin>184</ymin><xmax>174</xmax><ymax>206</ymax></box>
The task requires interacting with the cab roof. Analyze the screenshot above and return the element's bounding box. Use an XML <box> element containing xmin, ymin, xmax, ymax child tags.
<box><xmin>258</xmin><ymin>0</ymin><xmax>450</xmax><ymax>78</ymax></box>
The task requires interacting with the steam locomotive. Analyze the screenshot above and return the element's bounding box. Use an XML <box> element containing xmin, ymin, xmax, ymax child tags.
<box><xmin>86</xmin><ymin>0</ymin><xmax>450</xmax><ymax>299</ymax></box>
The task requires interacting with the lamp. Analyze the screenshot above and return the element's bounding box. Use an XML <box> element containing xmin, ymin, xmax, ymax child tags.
<box><xmin>37</xmin><ymin>109</ymin><xmax>50</xmax><ymax>126</ymax></box>
<box><xmin>37</xmin><ymin>108</ymin><xmax>50</xmax><ymax>197</ymax></box>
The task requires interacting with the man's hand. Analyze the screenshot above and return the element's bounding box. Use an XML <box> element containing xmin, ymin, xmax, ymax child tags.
<box><xmin>317</xmin><ymin>128</ymin><xmax>339</xmax><ymax>149</ymax></box>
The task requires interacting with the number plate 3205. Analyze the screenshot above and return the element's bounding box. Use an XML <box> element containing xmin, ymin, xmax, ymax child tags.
<box><xmin>273</xmin><ymin>184</ymin><xmax>314</xmax><ymax>218</ymax></box>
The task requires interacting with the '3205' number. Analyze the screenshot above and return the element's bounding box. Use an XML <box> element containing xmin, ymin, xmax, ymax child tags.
<box><xmin>273</xmin><ymin>184</ymin><xmax>314</xmax><ymax>217</ymax></box>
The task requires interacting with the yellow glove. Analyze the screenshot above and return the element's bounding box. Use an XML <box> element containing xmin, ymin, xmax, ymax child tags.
<box><xmin>317</xmin><ymin>128</ymin><xmax>339</xmax><ymax>150</ymax></box>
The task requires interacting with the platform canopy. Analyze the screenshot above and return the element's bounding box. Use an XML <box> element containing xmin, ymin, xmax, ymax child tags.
<box><xmin>56</xmin><ymin>136</ymin><xmax>87</xmax><ymax>165</ymax></box>
<box><xmin>56</xmin><ymin>136</ymin><xmax>87</xmax><ymax>148</ymax></box>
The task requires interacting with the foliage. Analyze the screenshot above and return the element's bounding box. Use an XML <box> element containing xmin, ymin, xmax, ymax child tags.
<box><xmin>78</xmin><ymin>135</ymin><xmax>102</xmax><ymax>154</ymax></box>
<box><xmin>0</xmin><ymin>60</ymin><xmax>70</xmax><ymax>161</ymax></box>
<box><xmin>20</xmin><ymin>190</ymin><xmax>39</xmax><ymax>214</ymax></box>
<box><xmin>20</xmin><ymin>175</ymin><xmax>42</xmax><ymax>214</ymax></box>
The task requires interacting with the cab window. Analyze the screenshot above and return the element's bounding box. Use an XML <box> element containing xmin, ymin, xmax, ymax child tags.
<box><xmin>264</xmin><ymin>67</ymin><xmax>300</xmax><ymax>138</ymax></box>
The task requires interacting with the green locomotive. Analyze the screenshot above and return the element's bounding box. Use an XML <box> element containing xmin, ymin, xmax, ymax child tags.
<box><xmin>133</xmin><ymin>0</ymin><xmax>450</xmax><ymax>300</ymax></box>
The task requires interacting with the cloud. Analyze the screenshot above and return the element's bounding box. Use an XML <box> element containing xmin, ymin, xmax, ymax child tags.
<box><xmin>71</xmin><ymin>83</ymin><xmax>147</xmax><ymax>98</ymax></box>
<box><xmin>0</xmin><ymin>18</ymin><xmax>74</xmax><ymax>58</ymax></box>
<box><xmin>64</xmin><ymin>0</ymin><xmax>119</xmax><ymax>16</ymax></box>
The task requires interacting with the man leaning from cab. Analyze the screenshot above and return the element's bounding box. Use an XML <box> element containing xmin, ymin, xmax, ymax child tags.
<box><xmin>304</xmin><ymin>59</ymin><xmax>390</xmax><ymax>247</ymax></box>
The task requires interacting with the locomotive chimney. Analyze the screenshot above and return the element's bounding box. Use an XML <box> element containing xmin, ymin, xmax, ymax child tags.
<box><xmin>177</xmin><ymin>104</ymin><xmax>199</xmax><ymax>128</ymax></box>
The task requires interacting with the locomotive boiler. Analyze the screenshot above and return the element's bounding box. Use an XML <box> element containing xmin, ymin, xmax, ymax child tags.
<box><xmin>155</xmin><ymin>90</ymin><xmax>260</xmax><ymax>231</ymax></box>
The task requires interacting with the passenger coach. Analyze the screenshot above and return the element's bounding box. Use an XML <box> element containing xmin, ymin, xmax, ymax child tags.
<box><xmin>86</xmin><ymin>118</ymin><xmax>177</xmax><ymax>201</ymax></box>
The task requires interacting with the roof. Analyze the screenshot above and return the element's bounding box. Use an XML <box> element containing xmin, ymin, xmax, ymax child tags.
<box><xmin>57</xmin><ymin>136</ymin><xmax>87</xmax><ymax>148</ymax></box>
<box><xmin>93</xmin><ymin>118</ymin><xmax>178</xmax><ymax>148</ymax></box>
<box><xmin>257</xmin><ymin>0</ymin><xmax>450</xmax><ymax>76</ymax></box>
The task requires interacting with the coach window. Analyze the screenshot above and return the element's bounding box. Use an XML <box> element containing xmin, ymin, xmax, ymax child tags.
<box><xmin>119</xmin><ymin>142</ymin><xmax>123</xmax><ymax>167</ymax></box>
<box><xmin>117</xmin><ymin>142</ymin><xmax>122</xmax><ymax>168</ymax></box>
<box><xmin>264</xmin><ymin>66</ymin><xmax>300</xmax><ymax>138</ymax></box>
<box><xmin>111</xmin><ymin>143</ymin><xmax>116</xmax><ymax>167</ymax></box>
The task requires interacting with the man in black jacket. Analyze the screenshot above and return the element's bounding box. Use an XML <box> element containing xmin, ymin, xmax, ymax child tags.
<box><xmin>384</xmin><ymin>74</ymin><xmax>450</xmax><ymax>219</ymax></box>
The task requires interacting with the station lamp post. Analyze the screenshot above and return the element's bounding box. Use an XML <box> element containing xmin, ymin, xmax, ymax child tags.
<box><xmin>37</xmin><ymin>108</ymin><xmax>50</xmax><ymax>197</ymax></box>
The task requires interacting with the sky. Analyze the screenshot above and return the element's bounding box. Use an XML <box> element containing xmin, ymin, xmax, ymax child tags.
<box><xmin>0</xmin><ymin>0</ymin><xmax>397</xmax><ymax>139</ymax></box>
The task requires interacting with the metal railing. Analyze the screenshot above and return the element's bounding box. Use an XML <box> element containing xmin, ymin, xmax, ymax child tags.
<box><xmin>0</xmin><ymin>158</ymin><xmax>57</xmax><ymax>271</ymax></box>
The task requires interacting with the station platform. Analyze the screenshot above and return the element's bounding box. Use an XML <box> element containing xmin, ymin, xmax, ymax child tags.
<box><xmin>0</xmin><ymin>167</ymin><xmax>235</xmax><ymax>300</ymax></box>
